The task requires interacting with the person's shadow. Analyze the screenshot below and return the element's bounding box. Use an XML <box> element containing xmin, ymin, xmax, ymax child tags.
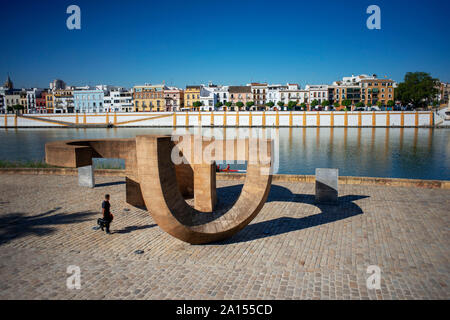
<box><xmin>211</xmin><ymin>184</ymin><xmax>368</xmax><ymax>244</ymax></box>
<box><xmin>112</xmin><ymin>224</ymin><xmax>156</xmax><ymax>234</ymax></box>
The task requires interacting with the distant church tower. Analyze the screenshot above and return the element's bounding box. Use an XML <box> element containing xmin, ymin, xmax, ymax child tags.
<box><xmin>3</xmin><ymin>74</ymin><xmax>13</xmax><ymax>90</ymax></box>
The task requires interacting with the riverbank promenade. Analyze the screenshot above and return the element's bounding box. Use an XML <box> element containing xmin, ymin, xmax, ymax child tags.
<box><xmin>0</xmin><ymin>174</ymin><xmax>449</xmax><ymax>299</ymax></box>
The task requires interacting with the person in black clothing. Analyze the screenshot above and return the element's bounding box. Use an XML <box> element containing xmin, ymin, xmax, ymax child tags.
<box><xmin>101</xmin><ymin>194</ymin><xmax>113</xmax><ymax>234</ymax></box>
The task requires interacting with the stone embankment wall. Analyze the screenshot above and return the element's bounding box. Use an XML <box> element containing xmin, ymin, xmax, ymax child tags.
<box><xmin>0</xmin><ymin>111</ymin><xmax>435</xmax><ymax>128</ymax></box>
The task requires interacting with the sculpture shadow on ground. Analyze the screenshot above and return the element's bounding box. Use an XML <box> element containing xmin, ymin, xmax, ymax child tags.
<box><xmin>112</xmin><ymin>224</ymin><xmax>157</xmax><ymax>234</ymax></box>
<box><xmin>95</xmin><ymin>180</ymin><xmax>125</xmax><ymax>188</ymax></box>
<box><xmin>0</xmin><ymin>207</ymin><xmax>96</xmax><ymax>246</ymax></box>
<box><xmin>211</xmin><ymin>184</ymin><xmax>369</xmax><ymax>245</ymax></box>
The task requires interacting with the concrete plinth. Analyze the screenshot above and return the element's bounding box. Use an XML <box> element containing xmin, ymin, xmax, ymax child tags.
<box><xmin>315</xmin><ymin>168</ymin><xmax>338</xmax><ymax>204</ymax></box>
<box><xmin>78</xmin><ymin>165</ymin><xmax>95</xmax><ymax>188</ymax></box>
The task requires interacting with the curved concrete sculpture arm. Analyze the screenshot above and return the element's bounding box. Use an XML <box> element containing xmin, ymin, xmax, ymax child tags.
<box><xmin>136</xmin><ymin>135</ymin><xmax>272</xmax><ymax>244</ymax></box>
<box><xmin>45</xmin><ymin>134</ymin><xmax>273</xmax><ymax>244</ymax></box>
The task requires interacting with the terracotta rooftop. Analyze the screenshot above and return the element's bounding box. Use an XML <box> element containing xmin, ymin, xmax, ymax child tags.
<box><xmin>229</xmin><ymin>86</ymin><xmax>252</xmax><ymax>93</ymax></box>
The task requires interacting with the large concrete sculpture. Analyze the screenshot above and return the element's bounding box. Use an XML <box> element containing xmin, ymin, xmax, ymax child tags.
<box><xmin>45</xmin><ymin>135</ymin><xmax>273</xmax><ymax>244</ymax></box>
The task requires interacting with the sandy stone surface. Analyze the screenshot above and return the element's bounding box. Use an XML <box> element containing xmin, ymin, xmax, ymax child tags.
<box><xmin>0</xmin><ymin>174</ymin><xmax>449</xmax><ymax>299</ymax></box>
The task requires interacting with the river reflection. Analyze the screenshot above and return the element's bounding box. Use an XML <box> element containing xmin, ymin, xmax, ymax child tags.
<box><xmin>0</xmin><ymin>127</ymin><xmax>449</xmax><ymax>180</ymax></box>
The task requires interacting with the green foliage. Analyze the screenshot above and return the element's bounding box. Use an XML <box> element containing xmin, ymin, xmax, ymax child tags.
<box><xmin>246</xmin><ymin>101</ymin><xmax>254</xmax><ymax>108</ymax></box>
<box><xmin>321</xmin><ymin>100</ymin><xmax>330</xmax><ymax>107</ymax></box>
<box><xmin>395</xmin><ymin>72</ymin><xmax>439</xmax><ymax>109</ymax></box>
<box><xmin>311</xmin><ymin>100</ymin><xmax>319</xmax><ymax>107</ymax></box>
<box><xmin>266</xmin><ymin>101</ymin><xmax>275</xmax><ymax>108</ymax></box>
<box><xmin>334</xmin><ymin>101</ymin><xmax>340</xmax><ymax>108</ymax></box>
<box><xmin>376</xmin><ymin>101</ymin><xmax>383</xmax><ymax>107</ymax></box>
<box><xmin>300</xmin><ymin>103</ymin><xmax>307</xmax><ymax>110</ymax></box>
<box><xmin>277</xmin><ymin>101</ymin><xmax>284</xmax><ymax>107</ymax></box>
<box><xmin>342</xmin><ymin>99</ymin><xmax>352</xmax><ymax>107</ymax></box>
<box><xmin>0</xmin><ymin>159</ymin><xmax>124</xmax><ymax>170</ymax></box>
<box><xmin>192</xmin><ymin>101</ymin><xmax>202</xmax><ymax>108</ymax></box>
<box><xmin>225</xmin><ymin>101</ymin><xmax>233</xmax><ymax>107</ymax></box>
<box><xmin>0</xmin><ymin>160</ymin><xmax>56</xmax><ymax>168</ymax></box>
<box><xmin>387</xmin><ymin>100</ymin><xmax>395</xmax><ymax>107</ymax></box>
<box><xmin>287</xmin><ymin>101</ymin><xmax>297</xmax><ymax>110</ymax></box>
<box><xmin>355</xmin><ymin>101</ymin><xmax>365</xmax><ymax>108</ymax></box>
<box><xmin>215</xmin><ymin>101</ymin><xmax>223</xmax><ymax>108</ymax></box>
<box><xmin>236</xmin><ymin>101</ymin><xmax>244</xmax><ymax>109</ymax></box>
<box><xmin>11</xmin><ymin>104</ymin><xmax>24</xmax><ymax>114</ymax></box>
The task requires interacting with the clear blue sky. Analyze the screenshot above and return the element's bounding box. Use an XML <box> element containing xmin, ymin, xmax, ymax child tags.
<box><xmin>1</xmin><ymin>0</ymin><xmax>449</xmax><ymax>89</ymax></box>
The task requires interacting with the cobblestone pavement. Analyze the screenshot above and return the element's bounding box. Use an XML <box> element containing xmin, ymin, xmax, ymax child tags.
<box><xmin>0</xmin><ymin>174</ymin><xmax>449</xmax><ymax>300</ymax></box>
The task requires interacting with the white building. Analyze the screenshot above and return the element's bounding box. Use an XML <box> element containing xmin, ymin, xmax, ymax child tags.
<box><xmin>0</xmin><ymin>94</ymin><xmax>5</xmax><ymax>114</ymax></box>
<box><xmin>267</xmin><ymin>84</ymin><xmax>287</xmax><ymax>105</ymax></box>
<box><xmin>305</xmin><ymin>84</ymin><xmax>329</xmax><ymax>104</ymax></box>
<box><xmin>199</xmin><ymin>86</ymin><xmax>216</xmax><ymax>111</ymax></box>
<box><xmin>54</xmin><ymin>95</ymin><xmax>74</xmax><ymax>114</ymax></box>
<box><xmin>215</xmin><ymin>85</ymin><xmax>229</xmax><ymax>105</ymax></box>
<box><xmin>26</xmin><ymin>88</ymin><xmax>44</xmax><ymax>113</ymax></box>
<box><xmin>199</xmin><ymin>84</ymin><xmax>229</xmax><ymax>111</ymax></box>
<box><xmin>0</xmin><ymin>87</ymin><xmax>7</xmax><ymax>113</ymax></box>
<box><xmin>333</xmin><ymin>74</ymin><xmax>377</xmax><ymax>86</ymax></box>
<box><xmin>103</xmin><ymin>87</ymin><xmax>133</xmax><ymax>112</ymax></box>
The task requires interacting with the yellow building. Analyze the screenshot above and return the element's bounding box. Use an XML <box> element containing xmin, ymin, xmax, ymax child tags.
<box><xmin>133</xmin><ymin>84</ymin><xmax>168</xmax><ymax>112</ymax></box>
<box><xmin>360</xmin><ymin>78</ymin><xmax>395</xmax><ymax>106</ymax></box>
<box><xmin>20</xmin><ymin>93</ymin><xmax>27</xmax><ymax>112</ymax></box>
<box><xmin>184</xmin><ymin>85</ymin><xmax>201</xmax><ymax>109</ymax></box>
<box><xmin>45</xmin><ymin>92</ymin><xmax>54</xmax><ymax>113</ymax></box>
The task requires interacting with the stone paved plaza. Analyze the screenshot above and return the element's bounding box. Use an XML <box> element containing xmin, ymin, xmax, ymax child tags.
<box><xmin>0</xmin><ymin>174</ymin><xmax>449</xmax><ymax>299</ymax></box>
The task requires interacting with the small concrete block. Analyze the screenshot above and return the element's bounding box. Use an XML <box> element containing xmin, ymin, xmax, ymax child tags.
<box><xmin>315</xmin><ymin>168</ymin><xmax>338</xmax><ymax>203</ymax></box>
<box><xmin>78</xmin><ymin>165</ymin><xmax>95</xmax><ymax>188</ymax></box>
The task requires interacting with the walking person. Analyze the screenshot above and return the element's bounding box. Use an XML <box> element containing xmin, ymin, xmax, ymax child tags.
<box><xmin>101</xmin><ymin>194</ymin><xmax>113</xmax><ymax>234</ymax></box>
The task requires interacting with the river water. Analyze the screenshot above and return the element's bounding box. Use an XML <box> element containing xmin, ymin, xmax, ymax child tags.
<box><xmin>0</xmin><ymin>127</ymin><xmax>449</xmax><ymax>180</ymax></box>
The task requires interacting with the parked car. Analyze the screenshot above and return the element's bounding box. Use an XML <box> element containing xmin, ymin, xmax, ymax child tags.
<box><xmin>355</xmin><ymin>107</ymin><xmax>365</xmax><ymax>111</ymax></box>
